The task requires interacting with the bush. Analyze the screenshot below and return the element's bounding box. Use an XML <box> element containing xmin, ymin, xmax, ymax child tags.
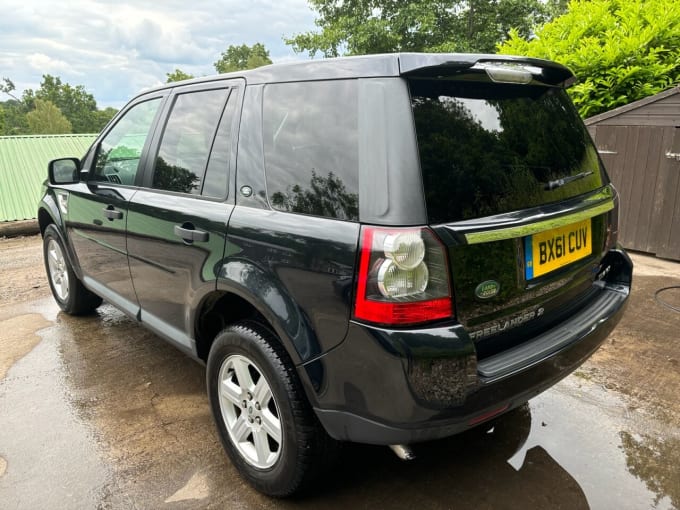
<box><xmin>498</xmin><ymin>0</ymin><xmax>680</xmax><ymax>117</ymax></box>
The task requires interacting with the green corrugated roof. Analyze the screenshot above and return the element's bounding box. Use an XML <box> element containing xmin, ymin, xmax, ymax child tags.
<box><xmin>0</xmin><ymin>134</ymin><xmax>96</xmax><ymax>222</ymax></box>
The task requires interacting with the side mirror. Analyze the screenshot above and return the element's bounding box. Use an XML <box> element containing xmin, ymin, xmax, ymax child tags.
<box><xmin>48</xmin><ymin>158</ymin><xmax>81</xmax><ymax>185</ymax></box>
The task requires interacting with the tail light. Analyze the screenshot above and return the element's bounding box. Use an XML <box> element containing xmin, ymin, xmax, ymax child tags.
<box><xmin>353</xmin><ymin>226</ymin><xmax>453</xmax><ymax>326</ymax></box>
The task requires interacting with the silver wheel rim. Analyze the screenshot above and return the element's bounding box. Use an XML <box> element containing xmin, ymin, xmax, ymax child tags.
<box><xmin>47</xmin><ymin>239</ymin><xmax>70</xmax><ymax>302</ymax></box>
<box><xmin>218</xmin><ymin>354</ymin><xmax>282</xmax><ymax>469</ymax></box>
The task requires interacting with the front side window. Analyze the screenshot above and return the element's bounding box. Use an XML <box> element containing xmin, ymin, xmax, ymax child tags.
<box><xmin>263</xmin><ymin>80</ymin><xmax>359</xmax><ymax>221</ymax></box>
<box><xmin>92</xmin><ymin>98</ymin><xmax>161</xmax><ymax>185</ymax></box>
<box><xmin>152</xmin><ymin>88</ymin><xmax>230</xmax><ymax>195</ymax></box>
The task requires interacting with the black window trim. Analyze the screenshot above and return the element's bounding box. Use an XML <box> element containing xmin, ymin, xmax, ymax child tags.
<box><xmin>138</xmin><ymin>79</ymin><xmax>245</xmax><ymax>203</ymax></box>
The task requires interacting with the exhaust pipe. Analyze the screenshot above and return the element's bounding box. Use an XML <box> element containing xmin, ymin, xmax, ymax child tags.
<box><xmin>389</xmin><ymin>444</ymin><xmax>416</xmax><ymax>461</ymax></box>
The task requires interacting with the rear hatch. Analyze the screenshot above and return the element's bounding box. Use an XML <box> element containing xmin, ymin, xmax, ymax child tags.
<box><xmin>407</xmin><ymin>61</ymin><xmax>617</xmax><ymax>359</ymax></box>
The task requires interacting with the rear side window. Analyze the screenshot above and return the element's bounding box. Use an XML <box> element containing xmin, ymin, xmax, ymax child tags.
<box><xmin>152</xmin><ymin>88</ymin><xmax>230</xmax><ymax>195</ymax></box>
<box><xmin>263</xmin><ymin>80</ymin><xmax>359</xmax><ymax>221</ymax></box>
<box><xmin>409</xmin><ymin>79</ymin><xmax>607</xmax><ymax>223</ymax></box>
<box><xmin>202</xmin><ymin>93</ymin><xmax>237</xmax><ymax>198</ymax></box>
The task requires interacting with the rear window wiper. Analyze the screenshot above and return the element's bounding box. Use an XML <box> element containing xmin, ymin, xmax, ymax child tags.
<box><xmin>543</xmin><ymin>170</ymin><xmax>593</xmax><ymax>190</ymax></box>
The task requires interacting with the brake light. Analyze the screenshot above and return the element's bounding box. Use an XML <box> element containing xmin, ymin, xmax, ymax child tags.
<box><xmin>353</xmin><ymin>226</ymin><xmax>453</xmax><ymax>326</ymax></box>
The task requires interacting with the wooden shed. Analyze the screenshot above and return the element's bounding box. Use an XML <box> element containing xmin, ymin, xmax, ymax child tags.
<box><xmin>585</xmin><ymin>86</ymin><xmax>680</xmax><ymax>261</ymax></box>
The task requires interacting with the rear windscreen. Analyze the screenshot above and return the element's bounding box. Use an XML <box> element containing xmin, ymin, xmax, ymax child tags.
<box><xmin>409</xmin><ymin>78</ymin><xmax>607</xmax><ymax>224</ymax></box>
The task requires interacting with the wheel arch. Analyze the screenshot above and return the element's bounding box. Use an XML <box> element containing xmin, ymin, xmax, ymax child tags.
<box><xmin>38</xmin><ymin>195</ymin><xmax>86</xmax><ymax>280</ymax></box>
<box><xmin>194</xmin><ymin>281</ymin><xmax>316</xmax><ymax>367</ymax></box>
<box><xmin>38</xmin><ymin>193</ymin><xmax>62</xmax><ymax>234</ymax></box>
<box><xmin>194</xmin><ymin>273</ymin><xmax>321</xmax><ymax>409</ymax></box>
<box><xmin>194</xmin><ymin>290</ymin><xmax>269</xmax><ymax>362</ymax></box>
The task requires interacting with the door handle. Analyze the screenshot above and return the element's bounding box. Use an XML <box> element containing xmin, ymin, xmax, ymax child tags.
<box><xmin>102</xmin><ymin>206</ymin><xmax>123</xmax><ymax>220</ymax></box>
<box><xmin>174</xmin><ymin>224</ymin><xmax>209</xmax><ymax>243</ymax></box>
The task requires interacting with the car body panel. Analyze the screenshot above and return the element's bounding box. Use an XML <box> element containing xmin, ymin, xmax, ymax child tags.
<box><xmin>221</xmin><ymin>206</ymin><xmax>360</xmax><ymax>364</ymax></box>
<box><xmin>126</xmin><ymin>190</ymin><xmax>233</xmax><ymax>354</ymax></box>
<box><xmin>65</xmin><ymin>182</ymin><xmax>140</xmax><ymax>317</ymax></box>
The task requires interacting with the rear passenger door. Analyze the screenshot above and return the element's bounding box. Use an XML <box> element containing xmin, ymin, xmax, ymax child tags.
<box><xmin>126</xmin><ymin>80</ymin><xmax>243</xmax><ymax>354</ymax></box>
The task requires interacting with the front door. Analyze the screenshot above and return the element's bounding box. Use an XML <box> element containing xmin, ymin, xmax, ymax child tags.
<box><xmin>66</xmin><ymin>95</ymin><xmax>165</xmax><ymax>316</ymax></box>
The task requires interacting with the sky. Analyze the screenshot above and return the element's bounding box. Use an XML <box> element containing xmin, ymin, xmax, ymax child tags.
<box><xmin>0</xmin><ymin>0</ymin><xmax>317</xmax><ymax>108</ymax></box>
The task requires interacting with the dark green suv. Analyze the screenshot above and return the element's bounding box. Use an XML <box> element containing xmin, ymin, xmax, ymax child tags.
<box><xmin>39</xmin><ymin>53</ymin><xmax>632</xmax><ymax>496</ymax></box>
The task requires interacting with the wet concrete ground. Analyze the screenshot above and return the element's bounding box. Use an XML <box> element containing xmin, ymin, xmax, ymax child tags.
<box><xmin>0</xmin><ymin>235</ymin><xmax>679</xmax><ymax>509</ymax></box>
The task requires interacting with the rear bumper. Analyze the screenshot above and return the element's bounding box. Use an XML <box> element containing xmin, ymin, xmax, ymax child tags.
<box><xmin>303</xmin><ymin>249</ymin><xmax>632</xmax><ymax>444</ymax></box>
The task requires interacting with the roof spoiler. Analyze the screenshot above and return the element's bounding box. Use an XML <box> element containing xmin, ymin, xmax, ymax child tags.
<box><xmin>398</xmin><ymin>53</ymin><xmax>576</xmax><ymax>88</ymax></box>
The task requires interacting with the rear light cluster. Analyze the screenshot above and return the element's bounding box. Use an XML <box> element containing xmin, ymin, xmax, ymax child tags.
<box><xmin>353</xmin><ymin>226</ymin><xmax>453</xmax><ymax>326</ymax></box>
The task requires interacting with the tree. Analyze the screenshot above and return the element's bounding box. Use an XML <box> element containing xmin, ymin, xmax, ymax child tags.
<box><xmin>0</xmin><ymin>78</ymin><xmax>20</xmax><ymax>101</ymax></box>
<box><xmin>214</xmin><ymin>43</ymin><xmax>272</xmax><ymax>73</ymax></box>
<box><xmin>26</xmin><ymin>99</ymin><xmax>72</xmax><ymax>134</ymax></box>
<box><xmin>0</xmin><ymin>78</ymin><xmax>29</xmax><ymax>135</ymax></box>
<box><xmin>1</xmin><ymin>75</ymin><xmax>115</xmax><ymax>135</ymax></box>
<box><xmin>285</xmin><ymin>0</ymin><xmax>563</xmax><ymax>57</ymax></box>
<box><xmin>498</xmin><ymin>0</ymin><xmax>680</xmax><ymax>117</ymax></box>
<box><xmin>166</xmin><ymin>69</ymin><xmax>194</xmax><ymax>82</ymax></box>
<box><xmin>32</xmin><ymin>74</ymin><xmax>99</xmax><ymax>132</ymax></box>
<box><xmin>92</xmin><ymin>107</ymin><xmax>118</xmax><ymax>131</ymax></box>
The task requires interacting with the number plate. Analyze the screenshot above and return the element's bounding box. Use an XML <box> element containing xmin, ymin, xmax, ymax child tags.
<box><xmin>524</xmin><ymin>218</ymin><xmax>592</xmax><ymax>279</ymax></box>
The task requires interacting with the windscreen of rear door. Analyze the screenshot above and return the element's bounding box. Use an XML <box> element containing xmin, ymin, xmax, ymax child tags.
<box><xmin>408</xmin><ymin>78</ymin><xmax>608</xmax><ymax>224</ymax></box>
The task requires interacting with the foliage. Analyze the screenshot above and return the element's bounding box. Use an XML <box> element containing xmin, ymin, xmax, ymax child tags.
<box><xmin>166</xmin><ymin>69</ymin><xmax>195</xmax><ymax>83</ymax></box>
<box><xmin>0</xmin><ymin>74</ymin><xmax>117</xmax><ymax>135</ymax></box>
<box><xmin>0</xmin><ymin>78</ymin><xmax>29</xmax><ymax>135</ymax></box>
<box><xmin>26</xmin><ymin>99</ymin><xmax>72</xmax><ymax>134</ymax></box>
<box><xmin>27</xmin><ymin>99</ymin><xmax>72</xmax><ymax>134</ymax></box>
<box><xmin>1</xmin><ymin>78</ymin><xmax>20</xmax><ymax>101</ymax></box>
<box><xmin>498</xmin><ymin>0</ymin><xmax>680</xmax><ymax>117</ymax></box>
<box><xmin>214</xmin><ymin>43</ymin><xmax>273</xmax><ymax>73</ymax></box>
<box><xmin>29</xmin><ymin>74</ymin><xmax>107</xmax><ymax>132</ymax></box>
<box><xmin>92</xmin><ymin>107</ymin><xmax>118</xmax><ymax>131</ymax></box>
<box><xmin>0</xmin><ymin>100</ymin><xmax>29</xmax><ymax>135</ymax></box>
<box><xmin>286</xmin><ymin>0</ymin><xmax>564</xmax><ymax>57</ymax></box>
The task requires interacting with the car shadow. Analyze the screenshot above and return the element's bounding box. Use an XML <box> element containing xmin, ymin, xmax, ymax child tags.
<box><xmin>291</xmin><ymin>405</ymin><xmax>589</xmax><ymax>509</ymax></box>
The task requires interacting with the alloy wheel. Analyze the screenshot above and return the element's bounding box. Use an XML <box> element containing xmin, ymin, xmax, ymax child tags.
<box><xmin>47</xmin><ymin>239</ymin><xmax>70</xmax><ymax>302</ymax></box>
<box><xmin>218</xmin><ymin>354</ymin><xmax>283</xmax><ymax>469</ymax></box>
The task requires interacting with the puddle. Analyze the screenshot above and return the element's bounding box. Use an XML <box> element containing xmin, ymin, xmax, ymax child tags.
<box><xmin>511</xmin><ymin>378</ymin><xmax>678</xmax><ymax>510</ymax></box>
<box><xmin>0</xmin><ymin>306</ymin><xmax>110</xmax><ymax>509</ymax></box>
<box><xmin>0</xmin><ymin>298</ymin><xmax>679</xmax><ymax>509</ymax></box>
<box><xmin>0</xmin><ymin>313</ymin><xmax>52</xmax><ymax>380</ymax></box>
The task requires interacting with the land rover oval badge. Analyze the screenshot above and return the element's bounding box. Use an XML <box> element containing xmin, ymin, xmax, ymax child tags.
<box><xmin>475</xmin><ymin>280</ymin><xmax>500</xmax><ymax>299</ymax></box>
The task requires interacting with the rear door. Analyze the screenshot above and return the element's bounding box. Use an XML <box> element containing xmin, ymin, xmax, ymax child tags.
<box><xmin>66</xmin><ymin>95</ymin><xmax>165</xmax><ymax>316</ymax></box>
<box><xmin>126</xmin><ymin>80</ymin><xmax>243</xmax><ymax>353</ymax></box>
<box><xmin>407</xmin><ymin>73</ymin><xmax>617</xmax><ymax>358</ymax></box>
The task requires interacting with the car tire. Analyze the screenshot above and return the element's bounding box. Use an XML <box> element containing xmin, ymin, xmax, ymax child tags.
<box><xmin>43</xmin><ymin>224</ymin><xmax>103</xmax><ymax>315</ymax></box>
<box><xmin>206</xmin><ymin>320</ymin><xmax>336</xmax><ymax>497</ymax></box>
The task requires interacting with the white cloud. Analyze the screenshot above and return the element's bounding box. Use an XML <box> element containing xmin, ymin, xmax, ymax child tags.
<box><xmin>0</xmin><ymin>0</ymin><xmax>317</xmax><ymax>108</ymax></box>
<box><xmin>27</xmin><ymin>53</ymin><xmax>74</xmax><ymax>74</ymax></box>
